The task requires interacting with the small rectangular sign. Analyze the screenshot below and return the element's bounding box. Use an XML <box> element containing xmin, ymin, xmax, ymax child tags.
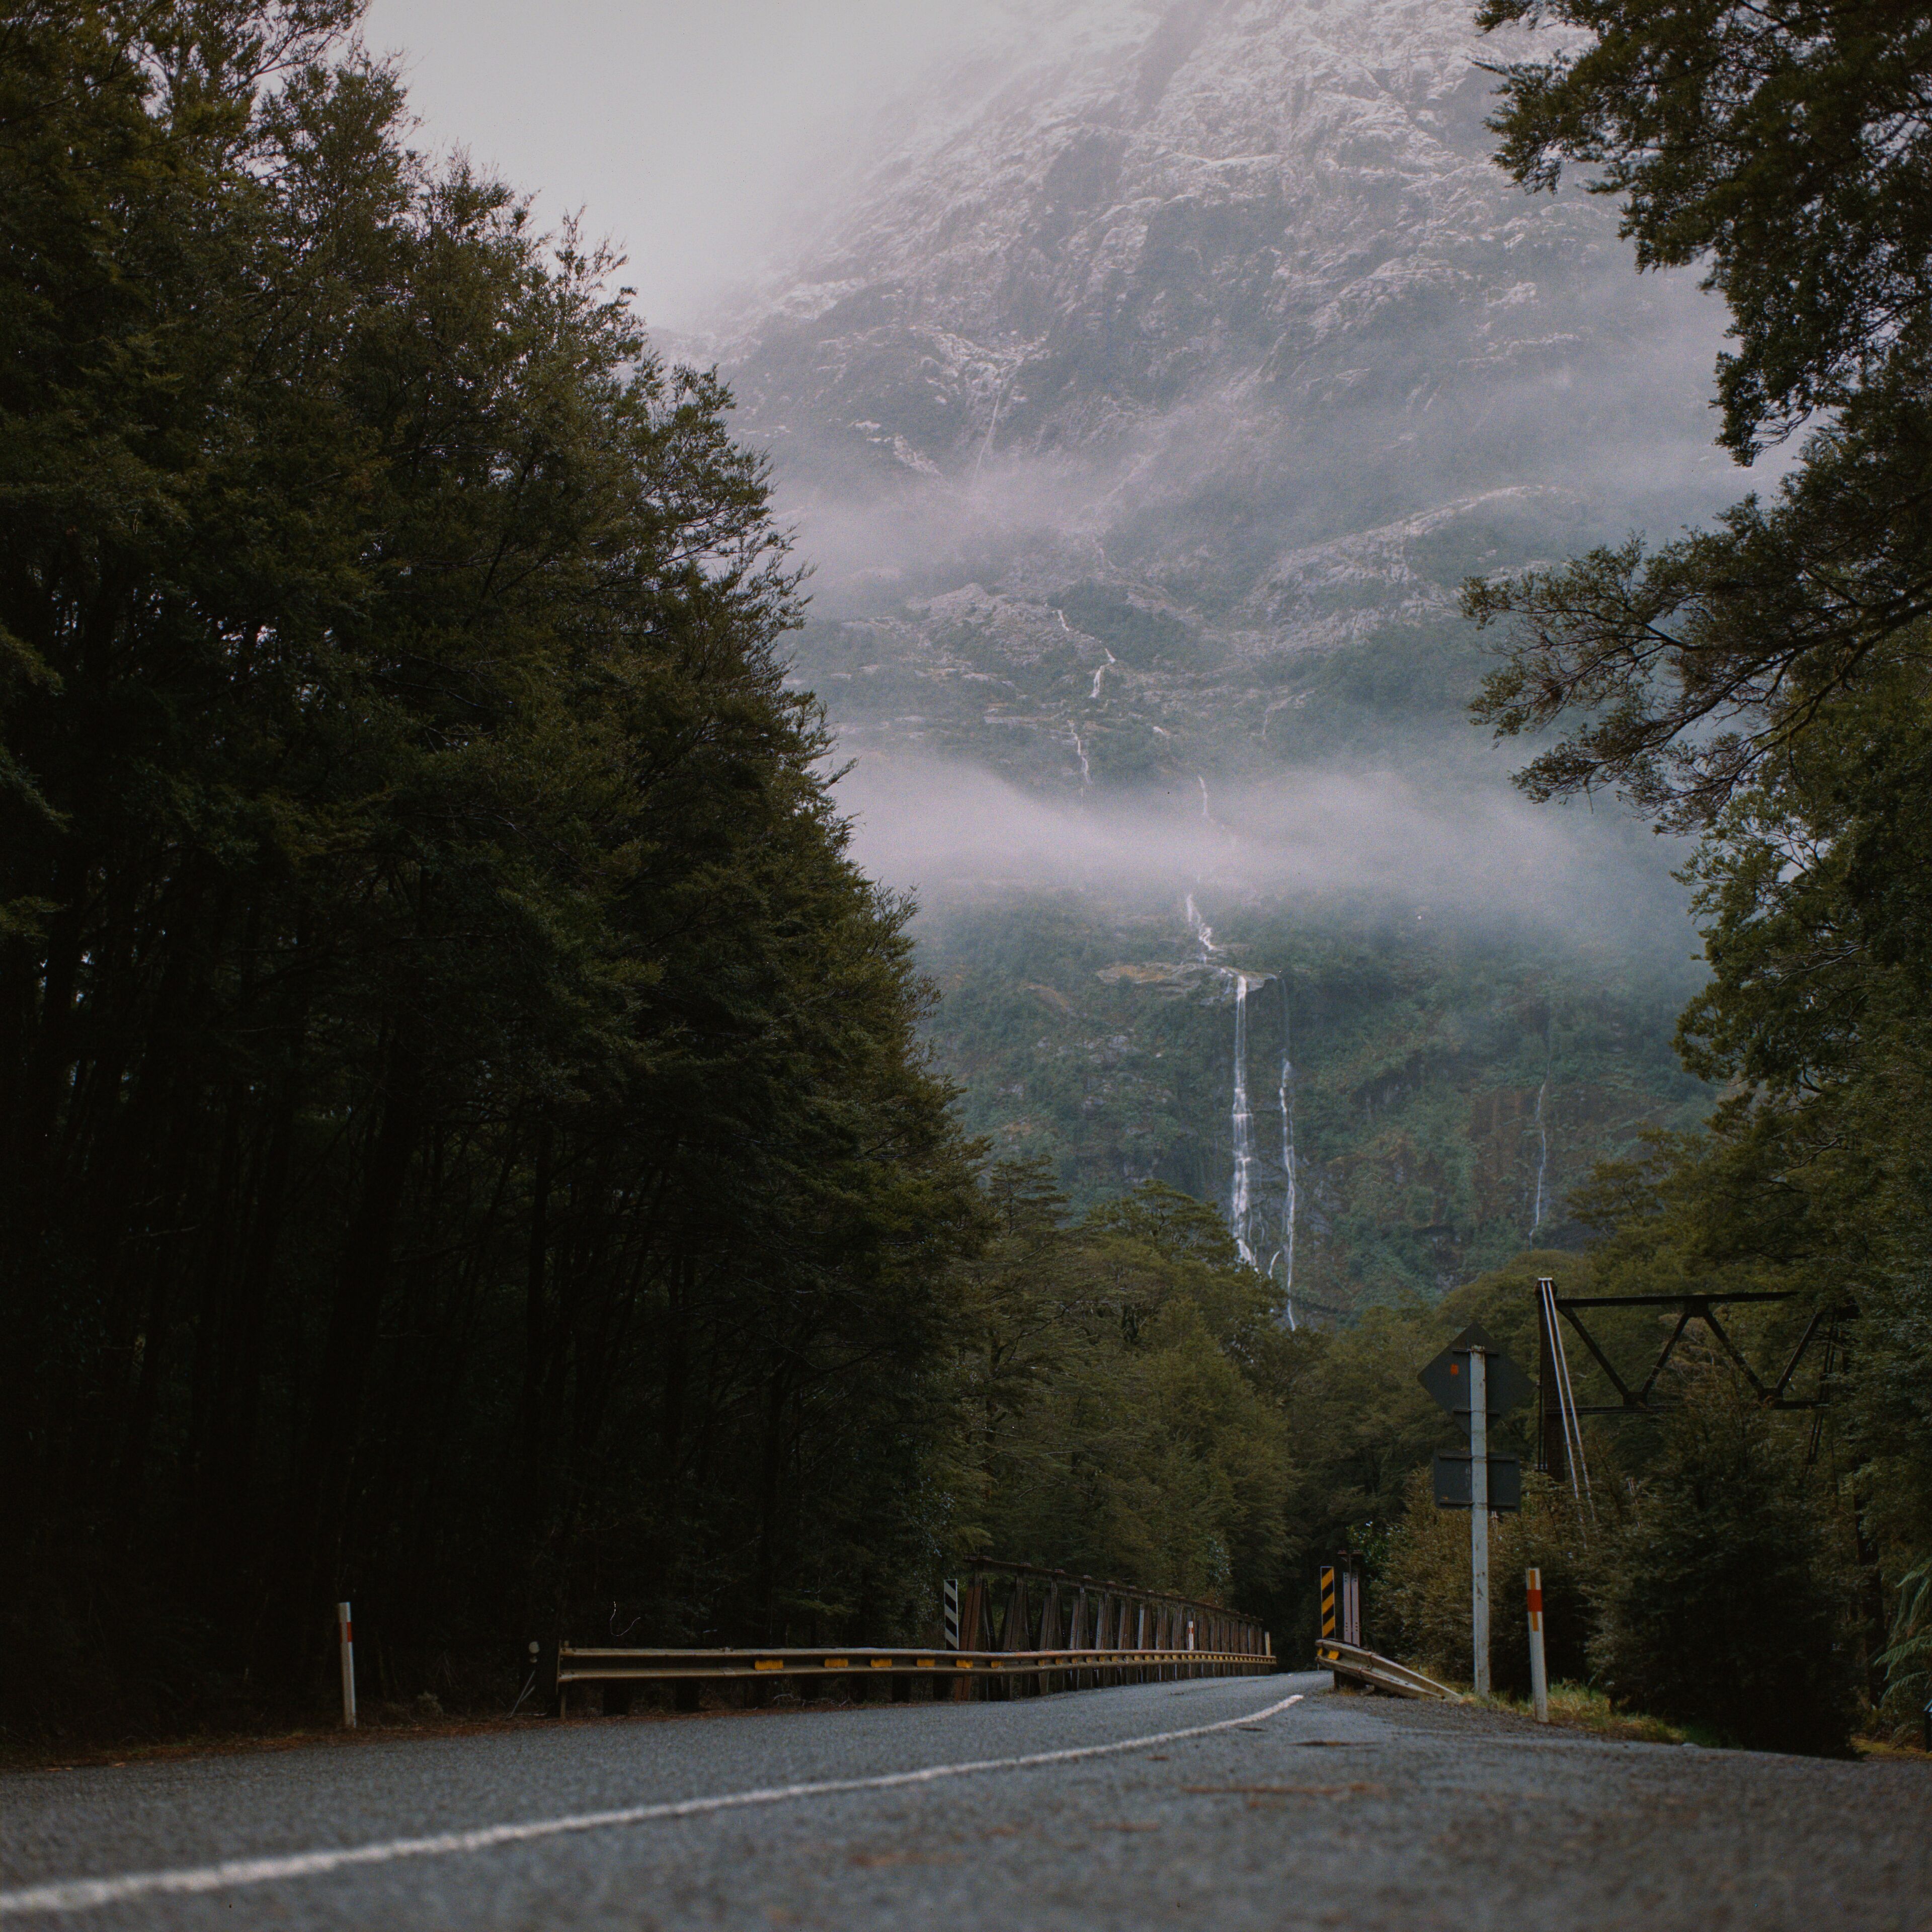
<box><xmin>1432</xmin><ymin>1450</ymin><xmax>1523</xmax><ymax>1511</ymax></box>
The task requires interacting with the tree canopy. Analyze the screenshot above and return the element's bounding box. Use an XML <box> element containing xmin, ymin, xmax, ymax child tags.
<box><xmin>0</xmin><ymin>0</ymin><xmax>983</xmax><ymax>1735</ymax></box>
<box><xmin>1467</xmin><ymin>0</ymin><xmax>1932</xmax><ymax>1737</ymax></box>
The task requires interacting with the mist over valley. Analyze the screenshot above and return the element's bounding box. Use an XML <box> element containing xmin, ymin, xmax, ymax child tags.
<box><xmin>698</xmin><ymin>0</ymin><xmax>1741</xmax><ymax>1310</ymax></box>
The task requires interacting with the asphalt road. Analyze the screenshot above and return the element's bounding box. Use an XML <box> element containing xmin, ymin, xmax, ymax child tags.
<box><xmin>4</xmin><ymin>1673</ymin><xmax>1927</xmax><ymax>1930</ymax></box>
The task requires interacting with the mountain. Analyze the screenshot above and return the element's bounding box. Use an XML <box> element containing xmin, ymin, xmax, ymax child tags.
<box><xmin>692</xmin><ymin>0</ymin><xmax>1728</xmax><ymax>1311</ymax></box>
<box><xmin>706</xmin><ymin>0</ymin><xmax>1728</xmax><ymax>779</ymax></box>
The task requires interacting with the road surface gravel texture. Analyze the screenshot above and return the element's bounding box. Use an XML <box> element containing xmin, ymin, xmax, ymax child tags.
<box><xmin>3</xmin><ymin>1673</ymin><xmax>1927</xmax><ymax>1929</ymax></box>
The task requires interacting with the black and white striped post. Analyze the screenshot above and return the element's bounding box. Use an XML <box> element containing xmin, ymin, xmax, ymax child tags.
<box><xmin>942</xmin><ymin>1579</ymin><xmax>960</xmax><ymax>1652</ymax></box>
<box><xmin>337</xmin><ymin>1601</ymin><xmax>357</xmax><ymax>1730</ymax></box>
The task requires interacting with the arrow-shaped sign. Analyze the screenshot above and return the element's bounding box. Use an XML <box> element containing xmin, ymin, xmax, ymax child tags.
<box><xmin>1418</xmin><ymin>1322</ymin><xmax>1532</xmax><ymax>1418</ymax></box>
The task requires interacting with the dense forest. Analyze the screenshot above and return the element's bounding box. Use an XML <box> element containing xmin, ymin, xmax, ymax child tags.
<box><xmin>3</xmin><ymin>0</ymin><xmax>1928</xmax><ymax>1761</ymax></box>
<box><xmin>1459</xmin><ymin>0</ymin><xmax>1932</xmax><ymax>1748</ymax></box>
<box><xmin>0</xmin><ymin>0</ymin><xmax>989</xmax><ymax>1736</ymax></box>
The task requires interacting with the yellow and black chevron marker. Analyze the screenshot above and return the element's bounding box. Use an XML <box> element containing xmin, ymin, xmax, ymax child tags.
<box><xmin>1319</xmin><ymin>1564</ymin><xmax>1336</xmax><ymax>1640</ymax></box>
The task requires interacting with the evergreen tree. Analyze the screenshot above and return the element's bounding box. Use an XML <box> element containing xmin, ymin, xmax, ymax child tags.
<box><xmin>1464</xmin><ymin>0</ymin><xmax>1932</xmax><ymax>1722</ymax></box>
<box><xmin>1591</xmin><ymin>1373</ymin><xmax>1858</xmax><ymax>1755</ymax></box>
<box><xmin>0</xmin><ymin>0</ymin><xmax>978</xmax><ymax>1738</ymax></box>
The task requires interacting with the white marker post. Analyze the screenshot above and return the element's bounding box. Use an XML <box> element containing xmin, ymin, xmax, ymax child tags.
<box><xmin>1469</xmin><ymin>1347</ymin><xmax>1490</xmax><ymax>1698</ymax></box>
<box><xmin>337</xmin><ymin>1601</ymin><xmax>357</xmax><ymax>1730</ymax></box>
<box><xmin>1527</xmin><ymin>1567</ymin><xmax>1549</xmax><ymax>1722</ymax></box>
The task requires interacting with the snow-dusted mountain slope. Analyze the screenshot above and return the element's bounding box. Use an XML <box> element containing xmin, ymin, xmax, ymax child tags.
<box><xmin>687</xmin><ymin>2</ymin><xmax>1729</xmax><ymax>1296</ymax></box>
<box><xmin>697</xmin><ymin>0</ymin><xmax>1730</xmax><ymax>801</ymax></box>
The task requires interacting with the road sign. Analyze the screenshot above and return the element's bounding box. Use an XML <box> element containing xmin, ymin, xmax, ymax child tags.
<box><xmin>1431</xmin><ymin>1450</ymin><xmax>1522</xmax><ymax>1511</ymax></box>
<box><xmin>1418</xmin><ymin>1322</ymin><xmax>1532</xmax><ymax>1416</ymax></box>
<box><xmin>1419</xmin><ymin>1327</ymin><xmax>1530</xmax><ymax>1702</ymax></box>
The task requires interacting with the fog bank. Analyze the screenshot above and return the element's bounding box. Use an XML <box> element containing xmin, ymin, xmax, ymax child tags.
<box><xmin>838</xmin><ymin>753</ymin><xmax>1703</xmax><ymax>957</ymax></box>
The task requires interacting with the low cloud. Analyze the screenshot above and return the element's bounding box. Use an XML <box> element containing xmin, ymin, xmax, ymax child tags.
<box><xmin>837</xmin><ymin>751</ymin><xmax>1703</xmax><ymax>957</ymax></box>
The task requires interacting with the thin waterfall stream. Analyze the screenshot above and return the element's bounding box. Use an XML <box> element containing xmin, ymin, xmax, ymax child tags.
<box><xmin>1530</xmin><ymin>1020</ymin><xmax>1553</xmax><ymax>1241</ymax></box>
<box><xmin>1228</xmin><ymin>972</ymin><xmax>1258</xmax><ymax>1268</ymax></box>
<box><xmin>1186</xmin><ymin>898</ymin><xmax>1294</xmax><ymax>1322</ymax></box>
<box><xmin>1277</xmin><ymin>975</ymin><xmax>1297</xmax><ymax>1330</ymax></box>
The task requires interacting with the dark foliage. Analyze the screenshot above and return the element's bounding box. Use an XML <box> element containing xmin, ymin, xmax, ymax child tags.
<box><xmin>1479</xmin><ymin>0</ymin><xmax>1932</xmax><ymax>457</ymax></box>
<box><xmin>1590</xmin><ymin>1375</ymin><xmax>1858</xmax><ymax>1755</ymax></box>
<box><xmin>0</xmin><ymin>1</ymin><xmax>980</xmax><ymax>1741</ymax></box>
<box><xmin>1467</xmin><ymin>0</ymin><xmax>1932</xmax><ymax>1731</ymax></box>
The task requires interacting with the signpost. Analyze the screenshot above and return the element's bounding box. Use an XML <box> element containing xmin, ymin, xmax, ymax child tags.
<box><xmin>1429</xmin><ymin>1452</ymin><xmax>1523</xmax><ymax>1510</ymax></box>
<box><xmin>1419</xmin><ymin>1323</ymin><xmax>1527</xmax><ymax>1699</ymax></box>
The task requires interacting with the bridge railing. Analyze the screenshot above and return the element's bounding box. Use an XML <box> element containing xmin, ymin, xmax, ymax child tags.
<box><xmin>539</xmin><ymin>1561</ymin><xmax>1272</xmax><ymax>1715</ymax></box>
<box><xmin>948</xmin><ymin>1559</ymin><xmax>1269</xmax><ymax>1661</ymax></box>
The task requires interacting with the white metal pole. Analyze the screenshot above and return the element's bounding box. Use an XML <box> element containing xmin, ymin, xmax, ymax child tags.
<box><xmin>337</xmin><ymin>1601</ymin><xmax>357</xmax><ymax>1730</ymax></box>
<box><xmin>1527</xmin><ymin>1567</ymin><xmax>1549</xmax><ymax>1722</ymax></box>
<box><xmin>1470</xmin><ymin>1348</ymin><xmax>1490</xmax><ymax>1698</ymax></box>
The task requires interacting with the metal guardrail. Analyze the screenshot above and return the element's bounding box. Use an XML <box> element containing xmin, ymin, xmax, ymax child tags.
<box><xmin>547</xmin><ymin>1643</ymin><xmax>1272</xmax><ymax>1714</ymax></box>
<box><xmin>542</xmin><ymin>1559</ymin><xmax>1274</xmax><ymax>1716</ymax></box>
<box><xmin>1315</xmin><ymin>1640</ymin><xmax>1462</xmax><ymax>1702</ymax></box>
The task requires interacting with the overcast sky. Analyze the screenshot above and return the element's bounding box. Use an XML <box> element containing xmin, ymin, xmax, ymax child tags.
<box><xmin>358</xmin><ymin>0</ymin><xmax>1008</xmax><ymax>330</ymax></box>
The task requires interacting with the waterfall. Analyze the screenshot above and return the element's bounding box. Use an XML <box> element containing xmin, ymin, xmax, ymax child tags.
<box><xmin>1530</xmin><ymin>1023</ymin><xmax>1553</xmax><ymax>1240</ymax></box>
<box><xmin>1185</xmin><ymin>893</ymin><xmax>1219</xmax><ymax>958</ymax></box>
<box><xmin>1184</xmin><ymin>897</ymin><xmax>1269</xmax><ymax>1271</ymax></box>
<box><xmin>1069</xmin><ymin>727</ymin><xmax>1091</xmax><ymax>788</ymax></box>
<box><xmin>1184</xmin><ymin>900</ymin><xmax>1290</xmax><ymax>1286</ymax></box>
<box><xmin>1277</xmin><ymin>975</ymin><xmax>1297</xmax><ymax>1331</ymax></box>
<box><xmin>1229</xmin><ymin>974</ymin><xmax>1258</xmax><ymax>1267</ymax></box>
<box><xmin>1195</xmin><ymin>774</ymin><xmax>1237</xmax><ymax>850</ymax></box>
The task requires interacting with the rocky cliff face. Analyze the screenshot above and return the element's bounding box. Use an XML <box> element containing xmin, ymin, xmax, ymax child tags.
<box><xmin>706</xmin><ymin>0</ymin><xmax>1724</xmax><ymax>796</ymax></box>
<box><xmin>695</xmin><ymin>1</ymin><xmax>1722</xmax><ymax>1306</ymax></box>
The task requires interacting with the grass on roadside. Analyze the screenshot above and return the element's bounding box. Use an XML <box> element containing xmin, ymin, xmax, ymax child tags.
<box><xmin>1469</xmin><ymin>1681</ymin><xmax>1692</xmax><ymax>1744</ymax></box>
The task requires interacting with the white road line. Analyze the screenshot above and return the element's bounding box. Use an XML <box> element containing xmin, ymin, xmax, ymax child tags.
<box><xmin>1</xmin><ymin>1693</ymin><xmax>1304</xmax><ymax>1916</ymax></box>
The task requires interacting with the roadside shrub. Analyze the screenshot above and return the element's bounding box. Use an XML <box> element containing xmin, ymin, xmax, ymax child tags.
<box><xmin>1590</xmin><ymin>1371</ymin><xmax>1857</xmax><ymax>1756</ymax></box>
<box><xmin>1874</xmin><ymin>1557</ymin><xmax>1930</xmax><ymax>1744</ymax></box>
<box><xmin>1383</xmin><ymin>1468</ymin><xmax>1592</xmax><ymax>1695</ymax></box>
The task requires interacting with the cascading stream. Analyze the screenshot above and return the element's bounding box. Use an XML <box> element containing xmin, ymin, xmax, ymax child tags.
<box><xmin>1185</xmin><ymin>897</ymin><xmax>1289</xmax><ymax>1301</ymax></box>
<box><xmin>1185</xmin><ymin>893</ymin><xmax>1218</xmax><ymax>958</ymax></box>
<box><xmin>1277</xmin><ymin>975</ymin><xmax>1297</xmax><ymax>1331</ymax></box>
<box><xmin>1530</xmin><ymin>1021</ymin><xmax>1553</xmax><ymax>1240</ymax></box>
<box><xmin>1229</xmin><ymin>973</ymin><xmax>1258</xmax><ymax>1267</ymax></box>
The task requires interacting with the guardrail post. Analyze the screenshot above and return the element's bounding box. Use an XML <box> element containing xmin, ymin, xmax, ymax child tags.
<box><xmin>532</xmin><ymin>1640</ymin><xmax>559</xmax><ymax>1716</ymax></box>
<box><xmin>336</xmin><ymin>1601</ymin><xmax>357</xmax><ymax>1730</ymax></box>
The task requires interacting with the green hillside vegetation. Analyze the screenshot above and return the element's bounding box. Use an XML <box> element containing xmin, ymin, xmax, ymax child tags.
<box><xmin>922</xmin><ymin>898</ymin><xmax>1707</xmax><ymax>1308</ymax></box>
<box><xmin>942</xmin><ymin>1165</ymin><xmax>1296</xmax><ymax>1602</ymax></box>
